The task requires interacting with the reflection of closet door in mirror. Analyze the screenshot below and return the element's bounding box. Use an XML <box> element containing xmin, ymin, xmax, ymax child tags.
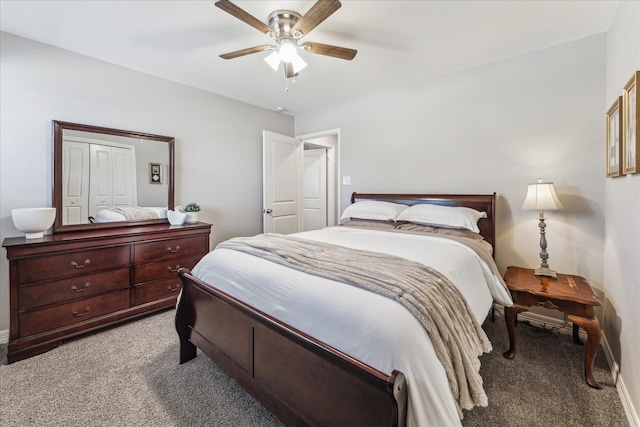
<box><xmin>90</xmin><ymin>144</ymin><xmax>113</xmax><ymax>216</ymax></box>
<box><xmin>112</xmin><ymin>146</ymin><xmax>137</xmax><ymax>208</ymax></box>
<box><xmin>89</xmin><ymin>144</ymin><xmax>137</xmax><ymax>219</ymax></box>
<box><xmin>62</xmin><ymin>140</ymin><xmax>89</xmax><ymax>225</ymax></box>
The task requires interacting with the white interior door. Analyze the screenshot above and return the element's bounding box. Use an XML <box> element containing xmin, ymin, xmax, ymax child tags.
<box><xmin>62</xmin><ymin>140</ymin><xmax>90</xmax><ymax>224</ymax></box>
<box><xmin>111</xmin><ymin>146</ymin><xmax>136</xmax><ymax>207</ymax></box>
<box><xmin>303</xmin><ymin>148</ymin><xmax>327</xmax><ymax>231</ymax></box>
<box><xmin>298</xmin><ymin>131</ymin><xmax>339</xmax><ymax>227</ymax></box>
<box><xmin>90</xmin><ymin>144</ymin><xmax>113</xmax><ymax>215</ymax></box>
<box><xmin>263</xmin><ymin>131</ymin><xmax>302</xmax><ymax>234</ymax></box>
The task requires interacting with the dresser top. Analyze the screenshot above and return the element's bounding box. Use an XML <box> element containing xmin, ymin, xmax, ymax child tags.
<box><xmin>3</xmin><ymin>222</ymin><xmax>211</xmax><ymax>253</ymax></box>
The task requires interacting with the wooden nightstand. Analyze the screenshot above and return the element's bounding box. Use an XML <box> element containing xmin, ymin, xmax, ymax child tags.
<box><xmin>502</xmin><ymin>266</ymin><xmax>602</xmax><ymax>388</ymax></box>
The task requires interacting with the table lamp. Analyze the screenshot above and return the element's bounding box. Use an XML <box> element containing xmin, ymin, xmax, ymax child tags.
<box><xmin>522</xmin><ymin>179</ymin><xmax>564</xmax><ymax>278</ymax></box>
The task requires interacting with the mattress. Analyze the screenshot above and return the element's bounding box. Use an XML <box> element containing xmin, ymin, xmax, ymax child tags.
<box><xmin>192</xmin><ymin>226</ymin><xmax>512</xmax><ymax>427</ymax></box>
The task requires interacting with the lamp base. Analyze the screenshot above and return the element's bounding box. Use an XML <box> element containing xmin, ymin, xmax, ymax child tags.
<box><xmin>534</xmin><ymin>267</ymin><xmax>557</xmax><ymax>278</ymax></box>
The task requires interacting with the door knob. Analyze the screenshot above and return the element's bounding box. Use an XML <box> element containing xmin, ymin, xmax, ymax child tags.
<box><xmin>263</xmin><ymin>208</ymin><xmax>273</xmax><ymax>214</ymax></box>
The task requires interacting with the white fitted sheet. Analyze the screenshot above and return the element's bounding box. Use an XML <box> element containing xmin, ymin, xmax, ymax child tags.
<box><xmin>192</xmin><ymin>226</ymin><xmax>512</xmax><ymax>427</ymax></box>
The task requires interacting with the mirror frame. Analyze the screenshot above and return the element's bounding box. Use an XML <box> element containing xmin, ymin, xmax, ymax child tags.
<box><xmin>52</xmin><ymin>120</ymin><xmax>175</xmax><ymax>233</ymax></box>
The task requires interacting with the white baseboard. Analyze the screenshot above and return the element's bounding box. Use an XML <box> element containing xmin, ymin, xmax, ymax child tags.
<box><xmin>0</xmin><ymin>329</ymin><xmax>8</xmax><ymax>345</ymax></box>
<box><xmin>601</xmin><ymin>334</ymin><xmax>640</xmax><ymax>427</ymax></box>
<box><xmin>493</xmin><ymin>306</ymin><xmax>638</xmax><ymax>427</ymax></box>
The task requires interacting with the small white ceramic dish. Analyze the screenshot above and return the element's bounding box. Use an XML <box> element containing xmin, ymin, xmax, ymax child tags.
<box><xmin>12</xmin><ymin>207</ymin><xmax>56</xmax><ymax>239</ymax></box>
<box><xmin>167</xmin><ymin>209</ymin><xmax>187</xmax><ymax>226</ymax></box>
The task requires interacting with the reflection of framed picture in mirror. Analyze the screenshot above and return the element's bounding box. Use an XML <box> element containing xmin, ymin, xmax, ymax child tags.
<box><xmin>606</xmin><ymin>96</ymin><xmax>623</xmax><ymax>178</ymax></box>
<box><xmin>150</xmin><ymin>163</ymin><xmax>162</xmax><ymax>184</ymax></box>
<box><xmin>623</xmin><ymin>71</ymin><xmax>639</xmax><ymax>174</ymax></box>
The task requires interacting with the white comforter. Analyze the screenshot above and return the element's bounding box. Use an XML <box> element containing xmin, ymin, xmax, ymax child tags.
<box><xmin>192</xmin><ymin>226</ymin><xmax>512</xmax><ymax>427</ymax></box>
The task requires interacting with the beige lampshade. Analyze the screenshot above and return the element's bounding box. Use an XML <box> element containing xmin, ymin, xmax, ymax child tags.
<box><xmin>522</xmin><ymin>179</ymin><xmax>564</xmax><ymax>211</ymax></box>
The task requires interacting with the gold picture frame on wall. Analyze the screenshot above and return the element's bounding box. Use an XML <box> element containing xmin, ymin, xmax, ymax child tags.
<box><xmin>149</xmin><ymin>163</ymin><xmax>162</xmax><ymax>184</ymax></box>
<box><xmin>623</xmin><ymin>71</ymin><xmax>639</xmax><ymax>174</ymax></box>
<box><xmin>606</xmin><ymin>96</ymin><xmax>623</xmax><ymax>178</ymax></box>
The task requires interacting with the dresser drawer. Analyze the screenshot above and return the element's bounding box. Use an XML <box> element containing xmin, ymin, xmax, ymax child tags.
<box><xmin>134</xmin><ymin>254</ymin><xmax>203</xmax><ymax>284</ymax></box>
<box><xmin>19</xmin><ymin>267</ymin><xmax>130</xmax><ymax>310</ymax></box>
<box><xmin>133</xmin><ymin>278</ymin><xmax>181</xmax><ymax>306</ymax></box>
<box><xmin>134</xmin><ymin>236</ymin><xmax>208</xmax><ymax>264</ymax></box>
<box><xmin>17</xmin><ymin>246</ymin><xmax>130</xmax><ymax>285</ymax></box>
<box><xmin>19</xmin><ymin>290</ymin><xmax>130</xmax><ymax>337</ymax></box>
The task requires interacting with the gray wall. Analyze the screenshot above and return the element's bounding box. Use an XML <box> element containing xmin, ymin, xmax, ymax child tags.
<box><xmin>604</xmin><ymin>0</ymin><xmax>640</xmax><ymax>420</ymax></box>
<box><xmin>0</xmin><ymin>32</ymin><xmax>294</xmax><ymax>331</ymax></box>
<box><xmin>296</xmin><ymin>35</ymin><xmax>606</xmax><ymax>285</ymax></box>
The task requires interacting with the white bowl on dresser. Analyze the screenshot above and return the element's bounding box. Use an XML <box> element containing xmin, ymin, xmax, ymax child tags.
<box><xmin>12</xmin><ymin>207</ymin><xmax>56</xmax><ymax>239</ymax></box>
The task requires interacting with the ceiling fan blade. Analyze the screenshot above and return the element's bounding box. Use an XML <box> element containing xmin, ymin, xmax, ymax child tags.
<box><xmin>220</xmin><ymin>45</ymin><xmax>273</xmax><ymax>60</ymax></box>
<box><xmin>301</xmin><ymin>42</ymin><xmax>357</xmax><ymax>60</ymax></box>
<box><xmin>291</xmin><ymin>0</ymin><xmax>341</xmax><ymax>38</ymax></box>
<box><xmin>215</xmin><ymin>0</ymin><xmax>276</xmax><ymax>37</ymax></box>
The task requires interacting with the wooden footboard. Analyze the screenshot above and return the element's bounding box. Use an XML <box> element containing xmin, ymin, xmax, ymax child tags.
<box><xmin>176</xmin><ymin>268</ymin><xmax>407</xmax><ymax>427</ymax></box>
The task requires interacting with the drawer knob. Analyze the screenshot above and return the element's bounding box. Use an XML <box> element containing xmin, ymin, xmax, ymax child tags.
<box><xmin>167</xmin><ymin>264</ymin><xmax>181</xmax><ymax>273</ymax></box>
<box><xmin>71</xmin><ymin>283</ymin><xmax>91</xmax><ymax>293</ymax></box>
<box><xmin>167</xmin><ymin>284</ymin><xmax>181</xmax><ymax>292</ymax></box>
<box><xmin>72</xmin><ymin>306</ymin><xmax>91</xmax><ymax>317</ymax></box>
<box><xmin>167</xmin><ymin>245</ymin><xmax>181</xmax><ymax>253</ymax></box>
<box><xmin>71</xmin><ymin>259</ymin><xmax>91</xmax><ymax>268</ymax></box>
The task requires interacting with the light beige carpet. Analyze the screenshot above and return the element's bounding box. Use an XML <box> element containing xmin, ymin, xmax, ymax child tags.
<box><xmin>0</xmin><ymin>309</ymin><xmax>629</xmax><ymax>426</ymax></box>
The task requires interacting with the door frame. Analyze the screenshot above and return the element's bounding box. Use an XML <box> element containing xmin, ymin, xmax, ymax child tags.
<box><xmin>296</xmin><ymin>129</ymin><xmax>340</xmax><ymax>227</ymax></box>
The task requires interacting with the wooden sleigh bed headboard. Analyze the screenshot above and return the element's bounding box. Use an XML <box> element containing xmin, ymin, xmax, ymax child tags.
<box><xmin>351</xmin><ymin>192</ymin><xmax>497</xmax><ymax>250</ymax></box>
<box><xmin>176</xmin><ymin>192</ymin><xmax>497</xmax><ymax>427</ymax></box>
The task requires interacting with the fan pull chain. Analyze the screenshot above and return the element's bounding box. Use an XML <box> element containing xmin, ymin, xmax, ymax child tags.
<box><xmin>284</xmin><ymin>78</ymin><xmax>297</xmax><ymax>92</ymax></box>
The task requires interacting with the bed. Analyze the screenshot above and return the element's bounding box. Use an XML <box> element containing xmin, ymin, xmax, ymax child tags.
<box><xmin>175</xmin><ymin>193</ymin><xmax>512</xmax><ymax>427</ymax></box>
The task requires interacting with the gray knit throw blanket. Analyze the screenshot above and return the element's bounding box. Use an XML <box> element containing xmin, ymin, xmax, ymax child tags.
<box><xmin>218</xmin><ymin>233</ymin><xmax>492</xmax><ymax>417</ymax></box>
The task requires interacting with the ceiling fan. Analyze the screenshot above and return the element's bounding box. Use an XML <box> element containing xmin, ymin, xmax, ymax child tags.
<box><xmin>215</xmin><ymin>0</ymin><xmax>357</xmax><ymax>78</ymax></box>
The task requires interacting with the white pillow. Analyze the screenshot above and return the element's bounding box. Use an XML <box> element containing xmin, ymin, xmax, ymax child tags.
<box><xmin>340</xmin><ymin>201</ymin><xmax>408</xmax><ymax>222</ymax></box>
<box><xmin>396</xmin><ymin>204</ymin><xmax>487</xmax><ymax>233</ymax></box>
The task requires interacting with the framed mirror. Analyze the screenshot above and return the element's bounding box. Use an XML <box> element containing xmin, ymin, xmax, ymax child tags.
<box><xmin>53</xmin><ymin>120</ymin><xmax>175</xmax><ymax>233</ymax></box>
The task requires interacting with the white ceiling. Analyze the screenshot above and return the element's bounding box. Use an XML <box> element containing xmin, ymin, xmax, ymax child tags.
<box><xmin>0</xmin><ymin>0</ymin><xmax>618</xmax><ymax>116</ymax></box>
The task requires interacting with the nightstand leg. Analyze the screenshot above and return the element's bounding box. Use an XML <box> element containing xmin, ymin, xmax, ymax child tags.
<box><xmin>503</xmin><ymin>305</ymin><xmax>529</xmax><ymax>359</ymax></box>
<box><xmin>568</xmin><ymin>315</ymin><xmax>601</xmax><ymax>389</ymax></box>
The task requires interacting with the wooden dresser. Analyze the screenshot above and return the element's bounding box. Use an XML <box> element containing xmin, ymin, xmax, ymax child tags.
<box><xmin>3</xmin><ymin>222</ymin><xmax>211</xmax><ymax>363</ymax></box>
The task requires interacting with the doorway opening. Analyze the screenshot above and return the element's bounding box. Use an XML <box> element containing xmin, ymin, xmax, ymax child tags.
<box><xmin>262</xmin><ymin>129</ymin><xmax>339</xmax><ymax>234</ymax></box>
<box><xmin>299</xmin><ymin>130</ymin><xmax>339</xmax><ymax>231</ymax></box>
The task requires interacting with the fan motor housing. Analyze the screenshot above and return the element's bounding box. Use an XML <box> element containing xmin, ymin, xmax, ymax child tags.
<box><xmin>268</xmin><ymin>10</ymin><xmax>302</xmax><ymax>37</ymax></box>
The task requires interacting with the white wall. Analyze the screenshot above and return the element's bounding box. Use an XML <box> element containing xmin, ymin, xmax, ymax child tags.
<box><xmin>604</xmin><ymin>1</ymin><xmax>640</xmax><ymax>423</ymax></box>
<box><xmin>296</xmin><ymin>35</ymin><xmax>606</xmax><ymax>285</ymax></box>
<box><xmin>0</xmin><ymin>32</ymin><xmax>294</xmax><ymax>331</ymax></box>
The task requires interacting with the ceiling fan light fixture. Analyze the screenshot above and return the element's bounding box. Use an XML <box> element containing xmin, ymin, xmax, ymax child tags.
<box><xmin>264</xmin><ymin>51</ymin><xmax>281</xmax><ymax>71</ymax></box>
<box><xmin>216</xmin><ymin>1</ymin><xmax>357</xmax><ymax>76</ymax></box>
<box><xmin>291</xmin><ymin>55</ymin><xmax>307</xmax><ymax>73</ymax></box>
<box><xmin>278</xmin><ymin>39</ymin><xmax>298</xmax><ymax>63</ymax></box>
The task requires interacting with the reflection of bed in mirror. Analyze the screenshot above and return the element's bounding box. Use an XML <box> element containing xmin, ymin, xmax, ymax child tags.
<box><xmin>92</xmin><ymin>206</ymin><xmax>168</xmax><ymax>223</ymax></box>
